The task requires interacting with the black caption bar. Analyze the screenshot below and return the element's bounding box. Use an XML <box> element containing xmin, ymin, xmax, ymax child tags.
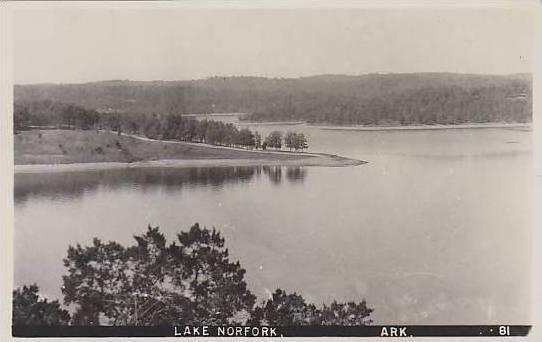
<box><xmin>13</xmin><ymin>325</ymin><xmax>532</xmax><ymax>337</ymax></box>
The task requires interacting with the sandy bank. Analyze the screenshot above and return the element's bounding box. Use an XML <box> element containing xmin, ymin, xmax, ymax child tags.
<box><xmin>15</xmin><ymin>154</ymin><xmax>366</xmax><ymax>174</ymax></box>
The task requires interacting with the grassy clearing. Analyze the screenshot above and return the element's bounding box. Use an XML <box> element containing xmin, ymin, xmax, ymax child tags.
<box><xmin>14</xmin><ymin>130</ymin><xmax>315</xmax><ymax>165</ymax></box>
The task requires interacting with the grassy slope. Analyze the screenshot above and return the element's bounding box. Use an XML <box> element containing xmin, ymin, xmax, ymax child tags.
<box><xmin>14</xmin><ymin>130</ymin><xmax>312</xmax><ymax>165</ymax></box>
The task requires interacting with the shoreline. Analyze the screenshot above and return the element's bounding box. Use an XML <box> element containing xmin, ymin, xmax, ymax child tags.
<box><xmin>234</xmin><ymin>120</ymin><xmax>530</xmax><ymax>131</ymax></box>
<box><xmin>213</xmin><ymin>115</ymin><xmax>531</xmax><ymax>131</ymax></box>
<box><xmin>313</xmin><ymin>122</ymin><xmax>531</xmax><ymax>131</ymax></box>
<box><xmin>14</xmin><ymin>154</ymin><xmax>366</xmax><ymax>174</ymax></box>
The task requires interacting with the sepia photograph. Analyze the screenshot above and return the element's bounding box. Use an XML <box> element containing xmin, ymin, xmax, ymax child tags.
<box><xmin>1</xmin><ymin>0</ymin><xmax>540</xmax><ymax>339</ymax></box>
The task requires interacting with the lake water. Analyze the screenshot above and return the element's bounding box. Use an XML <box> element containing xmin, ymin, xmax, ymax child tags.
<box><xmin>14</xmin><ymin>123</ymin><xmax>533</xmax><ymax>324</ymax></box>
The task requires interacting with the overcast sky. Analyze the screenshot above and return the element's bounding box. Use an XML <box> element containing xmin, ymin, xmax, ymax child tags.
<box><xmin>11</xmin><ymin>5</ymin><xmax>535</xmax><ymax>84</ymax></box>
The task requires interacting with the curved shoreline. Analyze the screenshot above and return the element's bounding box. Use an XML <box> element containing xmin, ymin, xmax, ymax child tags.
<box><xmin>15</xmin><ymin>154</ymin><xmax>366</xmax><ymax>174</ymax></box>
<box><xmin>15</xmin><ymin>129</ymin><xmax>366</xmax><ymax>173</ymax></box>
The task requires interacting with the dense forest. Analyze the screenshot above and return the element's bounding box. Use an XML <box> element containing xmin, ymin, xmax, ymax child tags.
<box><xmin>14</xmin><ymin>73</ymin><xmax>532</xmax><ymax>125</ymax></box>
<box><xmin>13</xmin><ymin>223</ymin><xmax>373</xmax><ymax>326</ymax></box>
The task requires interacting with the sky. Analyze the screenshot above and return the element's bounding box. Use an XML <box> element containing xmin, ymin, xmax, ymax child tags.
<box><xmin>10</xmin><ymin>4</ymin><xmax>536</xmax><ymax>84</ymax></box>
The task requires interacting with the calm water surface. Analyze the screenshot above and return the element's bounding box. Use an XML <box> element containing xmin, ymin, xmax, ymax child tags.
<box><xmin>14</xmin><ymin>125</ymin><xmax>532</xmax><ymax>324</ymax></box>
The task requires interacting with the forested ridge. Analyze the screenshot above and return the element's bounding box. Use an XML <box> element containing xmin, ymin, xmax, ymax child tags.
<box><xmin>15</xmin><ymin>73</ymin><xmax>531</xmax><ymax>125</ymax></box>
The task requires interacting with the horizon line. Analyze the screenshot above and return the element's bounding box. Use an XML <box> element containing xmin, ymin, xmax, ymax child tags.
<box><xmin>14</xmin><ymin>71</ymin><xmax>532</xmax><ymax>87</ymax></box>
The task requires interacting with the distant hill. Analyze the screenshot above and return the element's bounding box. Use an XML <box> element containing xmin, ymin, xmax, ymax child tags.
<box><xmin>14</xmin><ymin>73</ymin><xmax>532</xmax><ymax>125</ymax></box>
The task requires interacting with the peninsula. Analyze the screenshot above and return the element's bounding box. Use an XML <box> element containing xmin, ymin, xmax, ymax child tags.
<box><xmin>14</xmin><ymin>130</ymin><xmax>365</xmax><ymax>173</ymax></box>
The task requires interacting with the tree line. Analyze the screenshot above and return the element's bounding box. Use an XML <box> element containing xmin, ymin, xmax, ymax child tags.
<box><xmin>245</xmin><ymin>84</ymin><xmax>532</xmax><ymax>125</ymax></box>
<box><xmin>14</xmin><ymin>73</ymin><xmax>532</xmax><ymax>126</ymax></box>
<box><xmin>13</xmin><ymin>223</ymin><xmax>372</xmax><ymax>326</ymax></box>
<box><xmin>14</xmin><ymin>101</ymin><xmax>101</xmax><ymax>132</ymax></box>
<box><xmin>14</xmin><ymin>100</ymin><xmax>309</xmax><ymax>151</ymax></box>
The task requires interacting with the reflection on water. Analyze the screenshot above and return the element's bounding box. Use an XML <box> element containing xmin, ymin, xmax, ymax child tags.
<box><xmin>14</xmin><ymin>127</ymin><xmax>532</xmax><ymax>325</ymax></box>
<box><xmin>286</xmin><ymin>167</ymin><xmax>307</xmax><ymax>183</ymax></box>
<box><xmin>15</xmin><ymin>166</ymin><xmax>308</xmax><ymax>204</ymax></box>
